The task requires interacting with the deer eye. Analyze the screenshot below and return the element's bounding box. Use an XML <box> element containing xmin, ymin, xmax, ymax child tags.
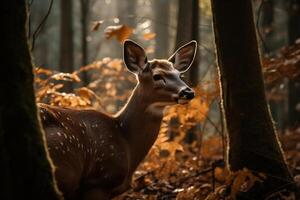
<box><xmin>153</xmin><ymin>74</ymin><xmax>163</xmax><ymax>81</ymax></box>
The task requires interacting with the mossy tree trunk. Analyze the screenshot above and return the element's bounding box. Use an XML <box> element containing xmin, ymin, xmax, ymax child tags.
<box><xmin>0</xmin><ymin>1</ymin><xmax>62</xmax><ymax>199</ymax></box>
<box><xmin>210</xmin><ymin>0</ymin><xmax>296</xmax><ymax>198</ymax></box>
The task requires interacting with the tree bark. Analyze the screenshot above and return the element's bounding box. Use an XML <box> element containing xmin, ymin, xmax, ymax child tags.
<box><xmin>175</xmin><ymin>0</ymin><xmax>199</xmax><ymax>87</ymax></box>
<box><xmin>287</xmin><ymin>0</ymin><xmax>300</xmax><ymax>128</ymax></box>
<box><xmin>0</xmin><ymin>1</ymin><xmax>62</xmax><ymax>199</ymax></box>
<box><xmin>60</xmin><ymin>0</ymin><xmax>74</xmax><ymax>91</ymax></box>
<box><xmin>154</xmin><ymin>0</ymin><xmax>170</xmax><ymax>58</ymax></box>
<box><xmin>211</xmin><ymin>0</ymin><xmax>296</xmax><ymax>198</ymax></box>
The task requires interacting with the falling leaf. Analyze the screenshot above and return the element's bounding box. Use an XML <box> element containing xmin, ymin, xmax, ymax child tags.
<box><xmin>91</xmin><ymin>20</ymin><xmax>103</xmax><ymax>31</ymax></box>
<box><xmin>104</xmin><ymin>25</ymin><xmax>133</xmax><ymax>42</ymax></box>
<box><xmin>51</xmin><ymin>72</ymin><xmax>81</xmax><ymax>83</ymax></box>
<box><xmin>143</xmin><ymin>32</ymin><xmax>156</xmax><ymax>40</ymax></box>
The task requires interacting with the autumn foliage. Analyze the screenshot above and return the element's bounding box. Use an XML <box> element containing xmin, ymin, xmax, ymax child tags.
<box><xmin>34</xmin><ymin>34</ymin><xmax>300</xmax><ymax>199</ymax></box>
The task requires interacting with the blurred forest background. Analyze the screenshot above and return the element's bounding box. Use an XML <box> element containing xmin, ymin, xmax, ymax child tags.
<box><xmin>28</xmin><ymin>0</ymin><xmax>300</xmax><ymax>199</ymax></box>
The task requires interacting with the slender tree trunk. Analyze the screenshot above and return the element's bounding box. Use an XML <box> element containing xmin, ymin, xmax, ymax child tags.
<box><xmin>0</xmin><ymin>1</ymin><xmax>62</xmax><ymax>199</ymax></box>
<box><xmin>262</xmin><ymin>0</ymin><xmax>274</xmax><ymax>54</ymax></box>
<box><xmin>154</xmin><ymin>0</ymin><xmax>170</xmax><ymax>58</ymax></box>
<box><xmin>211</xmin><ymin>0</ymin><xmax>296</xmax><ymax>198</ymax></box>
<box><xmin>80</xmin><ymin>0</ymin><xmax>89</xmax><ymax>86</ymax></box>
<box><xmin>288</xmin><ymin>0</ymin><xmax>300</xmax><ymax>128</ymax></box>
<box><xmin>175</xmin><ymin>0</ymin><xmax>199</xmax><ymax>87</ymax></box>
<box><xmin>60</xmin><ymin>0</ymin><xmax>74</xmax><ymax>91</ymax></box>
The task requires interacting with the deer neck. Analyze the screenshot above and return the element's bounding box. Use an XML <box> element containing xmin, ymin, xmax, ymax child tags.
<box><xmin>115</xmin><ymin>85</ymin><xmax>165</xmax><ymax>171</ymax></box>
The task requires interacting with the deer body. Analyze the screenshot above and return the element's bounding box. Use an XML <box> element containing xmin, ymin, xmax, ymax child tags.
<box><xmin>41</xmin><ymin>40</ymin><xmax>197</xmax><ymax>199</ymax></box>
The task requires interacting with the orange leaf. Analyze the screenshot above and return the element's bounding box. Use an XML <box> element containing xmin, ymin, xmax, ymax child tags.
<box><xmin>104</xmin><ymin>25</ymin><xmax>133</xmax><ymax>42</ymax></box>
<box><xmin>143</xmin><ymin>32</ymin><xmax>156</xmax><ymax>40</ymax></box>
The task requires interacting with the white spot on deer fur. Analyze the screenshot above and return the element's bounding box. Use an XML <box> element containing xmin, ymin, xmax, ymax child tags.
<box><xmin>81</xmin><ymin>129</ymin><xmax>85</xmax><ymax>134</ymax></box>
<box><xmin>100</xmin><ymin>140</ymin><xmax>104</xmax><ymax>144</ymax></box>
<box><xmin>67</xmin><ymin>147</ymin><xmax>70</xmax><ymax>152</ymax></box>
<box><xmin>42</xmin><ymin>115</ymin><xmax>46</xmax><ymax>120</ymax></box>
<box><xmin>67</xmin><ymin>117</ymin><xmax>71</xmax><ymax>121</ymax></box>
<box><xmin>57</xmin><ymin>132</ymin><xmax>62</xmax><ymax>137</ymax></box>
<box><xmin>63</xmin><ymin>133</ymin><xmax>67</xmax><ymax>139</ymax></box>
<box><xmin>109</xmin><ymin>145</ymin><xmax>114</xmax><ymax>150</ymax></box>
<box><xmin>92</xmin><ymin>124</ymin><xmax>98</xmax><ymax>128</ymax></box>
<box><xmin>62</xmin><ymin>150</ymin><xmax>66</xmax><ymax>154</ymax></box>
<box><xmin>55</xmin><ymin>146</ymin><xmax>59</xmax><ymax>150</ymax></box>
<box><xmin>60</xmin><ymin>142</ymin><xmax>64</xmax><ymax>146</ymax></box>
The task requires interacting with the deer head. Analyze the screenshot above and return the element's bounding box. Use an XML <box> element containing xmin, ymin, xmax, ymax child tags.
<box><xmin>123</xmin><ymin>40</ymin><xmax>197</xmax><ymax>106</ymax></box>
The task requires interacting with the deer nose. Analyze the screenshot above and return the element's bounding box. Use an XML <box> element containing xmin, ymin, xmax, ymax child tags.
<box><xmin>178</xmin><ymin>88</ymin><xmax>195</xmax><ymax>100</ymax></box>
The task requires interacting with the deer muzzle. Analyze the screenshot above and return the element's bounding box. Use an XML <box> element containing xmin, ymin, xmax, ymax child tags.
<box><xmin>176</xmin><ymin>87</ymin><xmax>195</xmax><ymax>104</ymax></box>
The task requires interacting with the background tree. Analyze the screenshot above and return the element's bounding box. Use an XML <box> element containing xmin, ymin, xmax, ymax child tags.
<box><xmin>175</xmin><ymin>0</ymin><xmax>200</xmax><ymax>87</ymax></box>
<box><xmin>154</xmin><ymin>0</ymin><xmax>170</xmax><ymax>58</ymax></box>
<box><xmin>287</xmin><ymin>0</ymin><xmax>300</xmax><ymax>128</ymax></box>
<box><xmin>60</xmin><ymin>0</ymin><xmax>74</xmax><ymax>91</ymax></box>
<box><xmin>80</xmin><ymin>0</ymin><xmax>90</xmax><ymax>85</ymax></box>
<box><xmin>0</xmin><ymin>1</ymin><xmax>61</xmax><ymax>199</ymax></box>
<box><xmin>211</xmin><ymin>0</ymin><xmax>296</xmax><ymax>198</ymax></box>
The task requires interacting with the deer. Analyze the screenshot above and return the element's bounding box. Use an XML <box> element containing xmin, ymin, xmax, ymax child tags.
<box><xmin>39</xmin><ymin>40</ymin><xmax>197</xmax><ymax>200</ymax></box>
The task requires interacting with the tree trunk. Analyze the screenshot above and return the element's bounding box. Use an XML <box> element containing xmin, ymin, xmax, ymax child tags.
<box><xmin>0</xmin><ymin>1</ymin><xmax>62</xmax><ymax>199</ymax></box>
<box><xmin>80</xmin><ymin>0</ymin><xmax>90</xmax><ymax>86</ymax></box>
<box><xmin>154</xmin><ymin>0</ymin><xmax>170</xmax><ymax>58</ymax></box>
<box><xmin>211</xmin><ymin>0</ymin><xmax>296</xmax><ymax>198</ymax></box>
<box><xmin>60</xmin><ymin>0</ymin><xmax>74</xmax><ymax>92</ymax></box>
<box><xmin>287</xmin><ymin>0</ymin><xmax>300</xmax><ymax>128</ymax></box>
<box><xmin>175</xmin><ymin>0</ymin><xmax>199</xmax><ymax>87</ymax></box>
<box><xmin>261</xmin><ymin>0</ymin><xmax>274</xmax><ymax>54</ymax></box>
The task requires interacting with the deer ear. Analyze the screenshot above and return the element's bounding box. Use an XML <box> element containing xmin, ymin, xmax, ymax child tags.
<box><xmin>123</xmin><ymin>40</ymin><xmax>148</xmax><ymax>74</ymax></box>
<box><xmin>168</xmin><ymin>40</ymin><xmax>197</xmax><ymax>73</ymax></box>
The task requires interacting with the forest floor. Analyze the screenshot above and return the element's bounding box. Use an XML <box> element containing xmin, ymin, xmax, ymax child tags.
<box><xmin>115</xmin><ymin>131</ymin><xmax>300</xmax><ymax>200</ymax></box>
